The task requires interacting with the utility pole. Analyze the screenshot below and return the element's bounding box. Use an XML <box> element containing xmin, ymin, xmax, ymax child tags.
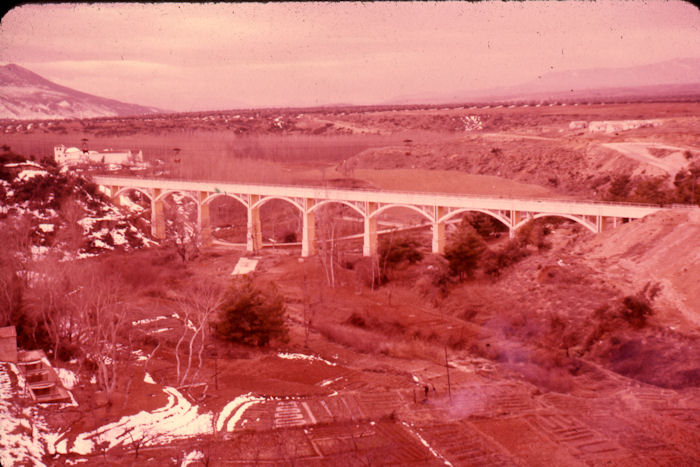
<box><xmin>444</xmin><ymin>346</ymin><xmax>452</xmax><ymax>402</ymax></box>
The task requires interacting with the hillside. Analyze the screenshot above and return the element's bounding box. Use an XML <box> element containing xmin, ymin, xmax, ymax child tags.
<box><xmin>0</xmin><ymin>64</ymin><xmax>164</xmax><ymax>121</ymax></box>
<box><xmin>0</xmin><ymin>149</ymin><xmax>152</xmax><ymax>258</ymax></box>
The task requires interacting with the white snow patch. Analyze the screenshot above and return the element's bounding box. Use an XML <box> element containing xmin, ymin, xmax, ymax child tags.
<box><xmin>401</xmin><ymin>421</ymin><xmax>453</xmax><ymax>466</ymax></box>
<box><xmin>132</xmin><ymin>315</ymin><xmax>168</xmax><ymax>326</ymax></box>
<box><xmin>57</xmin><ymin>386</ymin><xmax>213</xmax><ymax>455</ymax></box>
<box><xmin>181</xmin><ymin>450</ymin><xmax>204</xmax><ymax>466</ymax></box>
<box><xmin>172</xmin><ymin>312</ymin><xmax>197</xmax><ymax>332</ymax></box>
<box><xmin>111</xmin><ymin>229</ymin><xmax>127</xmax><ymax>246</ymax></box>
<box><xmin>56</xmin><ymin>368</ymin><xmax>78</xmax><ymax>389</ymax></box>
<box><xmin>216</xmin><ymin>393</ymin><xmax>265</xmax><ymax>432</ymax></box>
<box><xmin>144</xmin><ymin>372</ymin><xmax>156</xmax><ymax>384</ymax></box>
<box><xmin>17</xmin><ymin>169</ymin><xmax>49</xmax><ymax>181</ymax></box>
<box><xmin>319</xmin><ymin>376</ymin><xmax>343</xmax><ymax>387</ymax></box>
<box><xmin>231</xmin><ymin>257</ymin><xmax>258</xmax><ymax>275</ymax></box>
<box><xmin>38</xmin><ymin>223</ymin><xmax>55</xmax><ymax>232</ymax></box>
<box><xmin>277</xmin><ymin>352</ymin><xmax>337</xmax><ymax>367</ymax></box>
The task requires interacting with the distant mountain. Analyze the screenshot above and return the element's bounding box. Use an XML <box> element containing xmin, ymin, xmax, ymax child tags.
<box><xmin>387</xmin><ymin>57</ymin><xmax>700</xmax><ymax>105</ymax></box>
<box><xmin>0</xmin><ymin>63</ymin><xmax>166</xmax><ymax>120</ymax></box>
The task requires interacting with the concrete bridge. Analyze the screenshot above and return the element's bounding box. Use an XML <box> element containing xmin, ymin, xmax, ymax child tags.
<box><xmin>93</xmin><ymin>176</ymin><xmax>667</xmax><ymax>257</ymax></box>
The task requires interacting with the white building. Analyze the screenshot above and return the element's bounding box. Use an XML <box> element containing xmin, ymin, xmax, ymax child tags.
<box><xmin>54</xmin><ymin>145</ymin><xmax>144</xmax><ymax>166</ymax></box>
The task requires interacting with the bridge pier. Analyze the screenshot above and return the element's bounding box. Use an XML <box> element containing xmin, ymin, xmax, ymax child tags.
<box><xmin>199</xmin><ymin>192</ymin><xmax>213</xmax><ymax>247</ymax></box>
<box><xmin>151</xmin><ymin>188</ymin><xmax>166</xmax><ymax>240</ymax></box>
<box><xmin>301</xmin><ymin>199</ymin><xmax>316</xmax><ymax>257</ymax></box>
<box><xmin>509</xmin><ymin>210</ymin><xmax>523</xmax><ymax>239</ymax></box>
<box><xmin>432</xmin><ymin>206</ymin><xmax>446</xmax><ymax>254</ymax></box>
<box><xmin>247</xmin><ymin>195</ymin><xmax>263</xmax><ymax>253</ymax></box>
<box><xmin>363</xmin><ymin>202</ymin><xmax>378</xmax><ymax>257</ymax></box>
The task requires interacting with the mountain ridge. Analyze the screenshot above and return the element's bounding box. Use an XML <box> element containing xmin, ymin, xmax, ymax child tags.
<box><xmin>386</xmin><ymin>57</ymin><xmax>700</xmax><ymax>105</ymax></box>
<box><xmin>0</xmin><ymin>63</ymin><xmax>167</xmax><ymax>121</ymax></box>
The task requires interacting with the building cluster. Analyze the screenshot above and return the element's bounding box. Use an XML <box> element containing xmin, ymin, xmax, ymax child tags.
<box><xmin>54</xmin><ymin>144</ymin><xmax>145</xmax><ymax>167</ymax></box>
<box><xmin>568</xmin><ymin>119</ymin><xmax>662</xmax><ymax>133</ymax></box>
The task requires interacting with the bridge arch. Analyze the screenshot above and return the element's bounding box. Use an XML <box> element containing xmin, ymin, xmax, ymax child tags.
<box><xmin>154</xmin><ymin>189</ymin><xmax>200</xmax><ymax>206</ymax></box>
<box><xmin>439</xmin><ymin>208</ymin><xmax>511</xmax><ymax>230</ymax></box>
<box><xmin>370</xmin><ymin>204</ymin><xmax>433</xmax><ymax>223</ymax></box>
<box><xmin>113</xmin><ymin>186</ymin><xmax>153</xmax><ymax>203</ymax></box>
<box><xmin>201</xmin><ymin>192</ymin><xmax>248</xmax><ymax>209</ymax></box>
<box><xmin>514</xmin><ymin>213</ymin><xmax>597</xmax><ymax>234</ymax></box>
<box><xmin>309</xmin><ymin>199</ymin><xmax>365</xmax><ymax>218</ymax></box>
<box><xmin>253</xmin><ymin>196</ymin><xmax>304</xmax><ymax>214</ymax></box>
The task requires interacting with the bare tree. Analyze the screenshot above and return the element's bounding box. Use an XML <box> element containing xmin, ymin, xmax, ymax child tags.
<box><xmin>174</xmin><ymin>281</ymin><xmax>224</xmax><ymax>392</ymax></box>
<box><xmin>0</xmin><ymin>214</ymin><xmax>35</xmax><ymax>327</ymax></box>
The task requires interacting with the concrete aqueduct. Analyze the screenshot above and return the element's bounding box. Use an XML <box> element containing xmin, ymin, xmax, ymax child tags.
<box><xmin>94</xmin><ymin>176</ymin><xmax>666</xmax><ymax>257</ymax></box>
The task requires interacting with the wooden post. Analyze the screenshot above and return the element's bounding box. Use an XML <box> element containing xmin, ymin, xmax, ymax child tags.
<box><xmin>444</xmin><ymin>346</ymin><xmax>452</xmax><ymax>402</ymax></box>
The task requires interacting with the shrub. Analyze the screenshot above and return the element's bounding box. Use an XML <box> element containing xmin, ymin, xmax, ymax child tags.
<box><xmin>605</xmin><ymin>174</ymin><xmax>632</xmax><ymax>201</ymax></box>
<box><xmin>213</xmin><ymin>279</ymin><xmax>289</xmax><ymax>347</ymax></box>
<box><xmin>516</xmin><ymin>219</ymin><xmax>550</xmax><ymax>250</ymax></box>
<box><xmin>462</xmin><ymin>212</ymin><xmax>507</xmax><ymax>239</ymax></box>
<box><xmin>378</xmin><ymin>235</ymin><xmax>423</xmax><ymax>271</ymax></box>
<box><xmin>631</xmin><ymin>176</ymin><xmax>671</xmax><ymax>205</ymax></box>
<box><xmin>443</xmin><ymin>220</ymin><xmax>486</xmax><ymax>280</ymax></box>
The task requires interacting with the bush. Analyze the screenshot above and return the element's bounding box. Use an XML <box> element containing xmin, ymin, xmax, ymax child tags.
<box><xmin>516</xmin><ymin>219</ymin><xmax>551</xmax><ymax>250</ymax></box>
<box><xmin>443</xmin><ymin>220</ymin><xmax>486</xmax><ymax>280</ymax></box>
<box><xmin>631</xmin><ymin>176</ymin><xmax>671</xmax><ymax>205</ymax></box>
<box><xmin>604</xmin><ymin>174</ymin><xmax>632</xmax><ymax>201</ymax></box>
<box><xmin>482</xmin><ymin>239</ymin><xmax>529</xmax><ymax>278</ymax></box>
<box><xmin>213</xmin><ymin>279</ymin><xmax>289</xmax><ymax>347</ymax></box>
<box><xmin>378</xmin><ymin>235</ymin><xmax>423</xmax><ymax>271</ymax></box>
<box><xmin>462</xmin><ymin>212</ymin><xmax>507</xmax><ymax>239</ymax></box>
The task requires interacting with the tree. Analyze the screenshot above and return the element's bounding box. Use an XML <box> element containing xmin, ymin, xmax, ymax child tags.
<box><xmin>605</xmin><ymin>174</ymin><xmax>632</xmax><ymax>201</ymax></box>
<box><xmin>174</xmin><ymin>281</ymin><xmax>224</xmax><ymax>390</ymax></box>
<box><xmin>443</xmin><ymin>219</ymin><xmax>486</xmax><ymax>281</ymax></box>
<box><xmin>673</xmin><ymin>162</ymin><xmax>700</xmax><ymax>205</ymax></box>
<box><xmin>377</xmin><ymin>235</ymin><xmax>423</xmax><ymax>273</ymax></box>
<box><xmin>213</xmin><ymin>279</ymin><xmax>288</xmax><ymax>347</ymax></box>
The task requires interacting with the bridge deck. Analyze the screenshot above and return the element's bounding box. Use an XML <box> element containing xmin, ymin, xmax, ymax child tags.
<box><xmin>94</xmin><ymin>175</ymin><xmax>671</xmax><ymax>218</ymax></box>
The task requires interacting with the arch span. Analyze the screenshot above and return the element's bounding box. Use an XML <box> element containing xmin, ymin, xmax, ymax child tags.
<box><xmin>439</xmin><ymin>208</ymin><xmax>511</xmax><ymax>230</ymax></box>
<box><xmin>514</xmin><ymin>213</ymin><xmax>597</xmax><ymax>234</ymax></box>
<box><xmin>370</xmin><ymin>204</ymin><xmax>433</xmax><ymax>223</ymax></box>
<box><xmin>309</xmin><ymin>199</ymin><xmax>365</xmax><ymax>218</ymax></box>
<box><xmin>201</xmin><ymin>192</ymin><xmax>248</xmax><ymax>209</ymax></box>
<box><xmin>155</xmin><ymin>189</ymin><xmax>200</xmax><ymax>205</ymax></box>
<box><xmin>113</xmin><ymin>186</ymin><xmax>153</xmax><ymax>203</ymax></box>
<box><xmin>252</xmin><ymin>196</ymin><xmax>304</xmax><ymax>214</ymax></box>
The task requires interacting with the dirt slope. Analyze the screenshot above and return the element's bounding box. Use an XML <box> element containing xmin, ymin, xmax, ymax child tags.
<box><xmin>580</xmin><ymin>208</ymin><xmax>700</xmax><ymax>326</ymax></box>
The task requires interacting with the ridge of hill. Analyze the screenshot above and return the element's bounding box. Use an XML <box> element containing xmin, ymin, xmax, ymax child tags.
<box><xmin>0</xmin><ymin>63</ymin><xmax>165</xmax><ymax>121</ymax></box>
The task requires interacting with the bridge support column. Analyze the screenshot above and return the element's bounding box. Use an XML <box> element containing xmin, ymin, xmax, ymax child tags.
<box><xmin>432</xmin><ymin>206</ymin><xmax>446</xmax><ymax>254</ymax></box>
<box><xmin>247</xmin><ymin>195</ymin><xmax>263</xmax><ymax>254</ymax></box>
<box><xmin>301</xmin><ymin>198</ymin><xmax>315</xmax><ymax>257</ymax></box>
<box><xmin>151</xmin><ymin>188</ymin><xmax>166</xmax><ymax>240</ymax></box>
<box><xmin>363</xmin><ymin>202</ymin><xmax>378</xmax><ymax>257</ymax></box>
<box><xmin>199</xmin><ymin>191</ymin><xmax>212</xmax><ymax>248</ymax></box>
<box><xmin>597</xmin><ymin>215</ymin><xmax>612</xmax><ymax>233</ymax></box>
<box><xmin>509</xmin><ymin>210</ymin><xmax>523</xmax><ymax>239</ymax></box>
<box><xmin>111</xmin><ymin>186</ymin><xmax>122</xmax><ymax>206</ymax></box>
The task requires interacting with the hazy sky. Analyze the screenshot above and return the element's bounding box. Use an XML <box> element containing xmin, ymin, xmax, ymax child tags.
<box><xmin>1</xmin><ymin>1</ymin><xmax>699</xmax><ymax>111</ymax></box>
